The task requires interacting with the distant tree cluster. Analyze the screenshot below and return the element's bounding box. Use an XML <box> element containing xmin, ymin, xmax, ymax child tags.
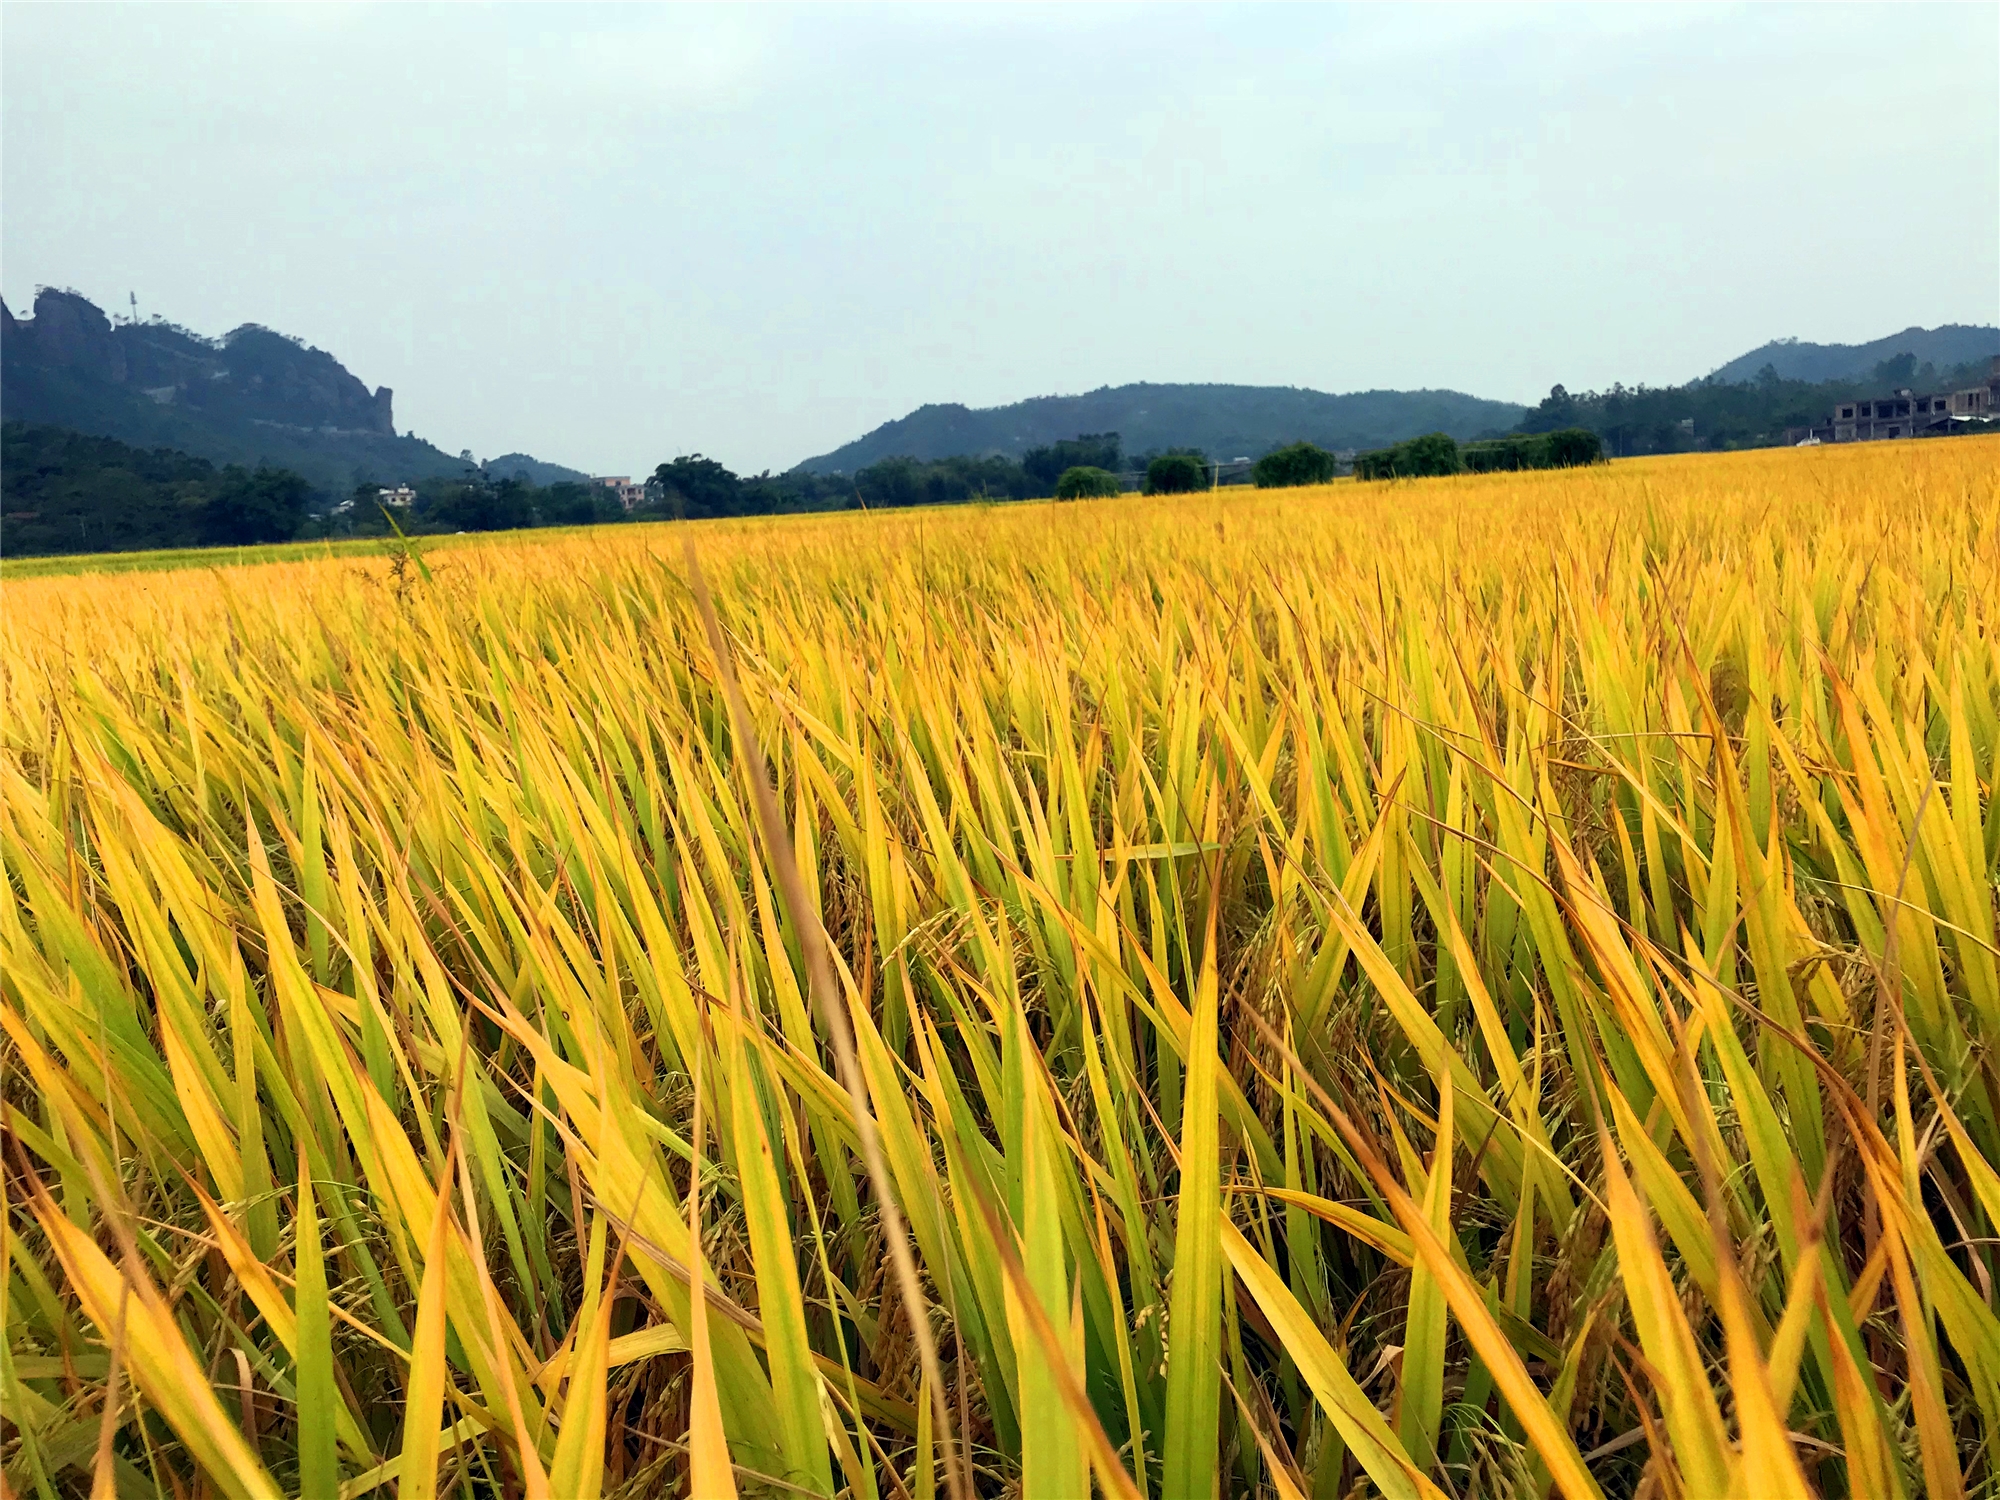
<box><xmin>1055</xmin><ymin>466</ymin><xmax>1122</xmax><ymax>500</ymax></box>
<box><xmin>1461</xmin><ymin>428</ymin><xmax>1605</xmax><ymax>472</ymax></box>
<box><xmin>1252</xmin><ymin>441</ymin><xmax>1340</xmax><ymax>488</ymax></box>
<box><xmin>1144</xmin><ymin>453</ymin><xmax>1208</xmax><ymax>494</ymax></box>
<box><xmin>1024</xmin><ymin>433</ymin><xmax>1122</xmax><ymax>488</ymax></box>
<box><xmin>648</xmin><ymin>455</ymin><xmax>748</xmax><ymax>519</ymax></box>
<box><xmin>850</xmin><ymin>455</ymin><xmax>1038</xmax><ymax>508</ymax></box>
<box><xmin>2</xmin><ymin>422</ymin><xmax>311</xmax><ymax>555</ymax></box>
<box><xmin>1353</xmin><ymin>432</ymin><xmax>1468</xmax><ymax>481</ymax></box>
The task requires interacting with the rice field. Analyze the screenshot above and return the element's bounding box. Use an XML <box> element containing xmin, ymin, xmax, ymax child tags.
<box><xmin>3</xmin><ymin>438</ymin><xmax>1998</xmax><ymax>1499</ymax></box>
<box><xmin>0</xmin><ymin>529</ymin><xmax>587</xmax><ymax>584</ymax></box>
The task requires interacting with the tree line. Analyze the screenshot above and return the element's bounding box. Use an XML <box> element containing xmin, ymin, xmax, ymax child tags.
<box><xmin>648</xmin><ymin>434</ymin><xmax>1129</xmax><ymax>517</ymax></box>
<box><xmin>0</xmin><ymin>416</ymin><xmax>1442</xmax><ymax>561</ymax></box>
<box><xmin>643</xmin><ymin>434</ymin><xmax>1349</xmax><ymax>515</ymax></box>
<box><xmin>1354</xmin><ymin>428</ymin><xmax>1605</xmax><ymax>480</ymax></box>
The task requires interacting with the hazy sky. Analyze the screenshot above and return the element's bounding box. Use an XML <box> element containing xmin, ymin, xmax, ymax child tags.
<box><xmin>4</xmin><ymin>4</ymin><xmax>1995</xmax><ymax>476</ymax></box>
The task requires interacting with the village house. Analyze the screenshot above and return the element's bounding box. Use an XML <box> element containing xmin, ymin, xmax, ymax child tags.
<box><xmin>328</xmin><ymin>483</ymin><xmax>416</xmax><ymax>517</ymax></box>
<box><xmin>1791</xmin><ymin>356</ymin><xmax>2000</xmax><ymax>444</ymax></box>
<box><xmin>592</xmin><ymin>475</ymin><xmax>647</xmax><ymax>511</ymax></box>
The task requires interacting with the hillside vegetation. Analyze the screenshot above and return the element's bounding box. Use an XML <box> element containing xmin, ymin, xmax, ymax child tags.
<box><xmin>1704</xmin><ymin>324</ymin><xmax>1998</xmax><ymax>385</ymax></box>
<box><xmin>0</xmin><ymin>422</ymin><xmax>625</xmax><ymax>557</ymax></box>
<box><xmin>3</xmin><ymin>439</ymin><xmax>1999</xmax><ymax>1497</ymax></box>
<box><xmin>1</xmin><ymin>422</ymin><xmax>313</xmax><ymax>553</ymax></box>
<box><xmin>794</xmin><ymin>382</ymin><xmax>1525</xmax><ymax>473</ymax></box>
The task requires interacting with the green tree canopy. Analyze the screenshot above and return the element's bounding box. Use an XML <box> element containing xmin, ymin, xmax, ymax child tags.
<box><xmin>538</xmin><ymin>481</ymin><xmax>625</xmax><ymax>528</ymax></box>
<box><xmin>1522</xmin><ymin>385</ymin><xmax>1578</xmax><ymax>431</ymax></box>
<box><xmin>1872</xmin><ymin>351</ymin><xmax>1918</xmax><ymax>387</ymax></box>
<box><xmin>1459</xmin><ymin>428</ymin><xmax>1605</xmax><ymax>474</ymax></box>
<box><xmin>1354</xmin><ymin>432</ymin><xmax>1463</xmax><ymax>480</ymax></box>
<box><xmin>1144</xmin><ymin>453</ymin><xmax>1207</xmax><ymax>494</ymax></box>
<box><xmin>198</xmin><ymin>467</ymin><xmax>311</xmax><ymax>545</ymax></box>
<box><xmin>418</xmin><ymin>472</ymin><xmax>536</xmax><ymax>533</ymax></box>
<box><xmin>1054</xmin><ymin>465</ymin><xmax>1122</xmax><ymax>500</ymax></box>
<box><xmin>649</xmin><ymin>455</ymin><xmax>742</xmax><ymax>520</ymax></box>
<box><xmin>1024</xmin><ymin>433</ymin><xmax>1122</xmax><ymax>489</ymax></box>
<box><xmin>854</xmin><ymin>454</ymin><xmax>1038</xmax><ymax>508</ymax></box>
<box><xmin>1252</xmin><ymin>441</ymin><xmax>1340</xmax><ymax>489</ymax></box>
<box><xmin>1544</xmin><ymin>428</ymin><xmax>1605</xmax><ymax>467</ymax></box>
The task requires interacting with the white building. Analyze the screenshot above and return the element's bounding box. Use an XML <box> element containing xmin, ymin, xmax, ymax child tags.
<box><xmin>593</xmin><ymin>476</ymin><xmax>647</xmax><ymax>511</ymax></box>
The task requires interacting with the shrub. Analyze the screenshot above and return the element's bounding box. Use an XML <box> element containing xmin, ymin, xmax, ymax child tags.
<box><xmin>1458</xmin><ymin>428</ymin><xmax>1605</xmax><ymax>474</ymax></box>
<box><xmin>1145</xmin><ymin>453</ymin><xmax>1208</xmax><ymax>494</ymax></box>
<box><xmin>1545</xmin><ymin>427</ymin><xmax>1606</xmax><ymax>467</ymax></box>
<box><xmin>1462</xmin><ymin>435</ymin><xmax>1550</xmax><ymax>473</ymax></box>
<box><xmin>1354</xmin><ymin>432</ymin><xmax>1462</xmax><ymax>480</ymax></box>
<box><xmin>1054</xmin><ymin>465</ymin><xmax>1123</xmax><ymax>500</ymax></box>
<box><xmin>1252</xmin><ymin>441</ymin><xmax>1340</xmax><ymax>489</ymax></box>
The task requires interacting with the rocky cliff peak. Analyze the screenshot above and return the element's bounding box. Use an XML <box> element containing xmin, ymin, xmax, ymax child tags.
<box><xmin>6</xmin><ymin>290</ymin><xmax>394</xmax><ymax>436</ymax></box>
<box><xmin>25</xmin><ymin>288</ymin><xmax>128</xmax><ymax>384</ymax></box>
<box><xmin>215</xmin><ymin>324</ymin><xmax>393</xmax><ymax>434</ymax></box>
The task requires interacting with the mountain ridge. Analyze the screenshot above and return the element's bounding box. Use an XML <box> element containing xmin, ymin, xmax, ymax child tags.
<box><xmin>1703</xmin><ymin>324</ymin><xmax>1999</xmax><ymax>386</ymax></box>
<box><xmin>792</xmin><ymin>381</ymin><xmax>1528</xmax><ymax>474</ymax></box>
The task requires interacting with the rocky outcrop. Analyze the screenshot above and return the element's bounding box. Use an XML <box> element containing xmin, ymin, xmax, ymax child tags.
<box><xmin>16</xmin><ymin>289</ymin><xmax>128</xmax><ymax>384</ymax></box>
<box><xmin>212</xmin><ymin>323</ymin><xmax>395</xmax><ymax>435</ymax></box>
<box><xmin>2</xmin><ymin>288</ymin><xmax>463</xmax><ymax>494</ymax></box>
<box><xmin>5</xmin><ymin>289</ymin><xmax>394</xmax><ymax>435</ymax></box>
<box><xmin>4</xmin><ymin>288</ymin><xmax>587</xmax><ymax>497</ymax></box>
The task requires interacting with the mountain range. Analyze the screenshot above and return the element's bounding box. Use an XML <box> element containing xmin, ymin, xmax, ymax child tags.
<box><xmin>5</xmin><ymin>286</ymin><xmax>1994</xmax><ymax>487</ymax></box>
<box><xmin>1</xmin><ymin>289</ymin><xmax>583</xmax><ymax>496</ymax></box>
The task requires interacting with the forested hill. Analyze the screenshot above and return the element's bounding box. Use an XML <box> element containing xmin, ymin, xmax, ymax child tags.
<box><xmin>1</xmin><ymin>289</ymin><xmax>577</xmax><ymax>496</ymax></box>
<box><xmin>793</xmin><ymin>382</ymin><xmax>1526</xmax><ymax>474</ymax></box>
<box><xmin>480</xmin><ymin>452</ymin><xmax>590</xmax><ymax>486</ymax></box>
<box><xmin>1704</xmin><ymin>324</ymin><xmax>1998</xmax><ymax>385</ymax></box>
